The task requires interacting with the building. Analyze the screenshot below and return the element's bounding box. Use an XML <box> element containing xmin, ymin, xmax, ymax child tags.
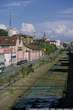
<box><xmin>21</xmin><ymin>34</ymin><xmax>33</xmax><ymax>44</ymax></box>
<box><xmin>47</xmin><ymin>39</ymin><xmax>63</xmax><ymax>48</ymax></box>
<box><xmin>8</xmin><ymin>28</ymin><xmax>18</xmax><ymax>37</ymax></box>
<box><xmin>0</xmin><ymin>36</ymin><xmax>24</xmax><ymax>66</ymax></box>
<box><xmin>23</xmin><ymin>43</ymin><xmax>43</xmax><ymax>61</ymax></box>
<box><xmin>0</xmin><ymin>35</ymin><xmax>43</xmax><ymax>66</ymax></box>
<box><xmin>49</xmin><ymin>40</ymin><xmax>56</xmax><ymax>45</ymax></box>
<box><xmin>55</xmin><ymin>40</ymin><xmax>61</xmax><ymax>48</ymax></box>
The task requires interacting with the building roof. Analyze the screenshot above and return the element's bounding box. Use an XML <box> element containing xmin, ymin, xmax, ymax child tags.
<box><xmin>12</xmin><ymin>34</ymin><xmax>33</xmax><ymax>38</ymax></box>
<box><xmin>0</xmin><ymin>36</ymin><xmax>17</xmax><ymax>46</ymax></box>
<box><xmin>24</xmin><ymin>43</ymin><xmax>41</xmax><ymax>50</ymax></box>
<box><xmin>50</xmin><ymin>40</ymin><xmax>56</xmax><ymax>42</ymax></box>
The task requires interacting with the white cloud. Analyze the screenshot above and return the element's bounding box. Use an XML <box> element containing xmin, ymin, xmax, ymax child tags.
<box><xmin>60</xmin><ymin>7</ymin><xmax>73</xmax><ymax>14</ymax></box>
<box><xmin>55</xmin><ymin>7</ymin><xmax>73</xmax><ymax>20</ymax></box>
<box><xmin>36</xmin><ymin>20</ymin><xmax>73</xmax><ymax>40</ymax></box>
<box><xmin>53</xmin><ymin>21</ymin><xmax>73</xmax><ymax>36</ymax></box>
<box><xmin>5</xmin><ymin>2</ymin><xmax>21</xmax><ymax>7</ymax></box>
<box><xmin>2</xmin><ymin>0</ymin><xmax>32</xmax><ymax>8</ymax></box>
<box><xmin>53</xmin><ymin>24</ymin><xmax>66</xmax><ymax>34</ymax></box>
<box><xmin>53</xmin><ymin>23</ymin><xmax>73</xmax><ymax>36</ymax></box>
<box><xmin>21</xmin><ymin>23</ymin><xmax>35</xmax><ymax>35</ymax></box>
<box><xmin>0</xmin><ymin>24</ymin><xmax>7</xmax><ymax>30</ymax></box>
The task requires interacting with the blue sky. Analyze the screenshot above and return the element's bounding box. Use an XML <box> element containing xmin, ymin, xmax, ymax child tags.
<box><xmin>0</xmin><ymin>0</ymin><xmax>73</xmax><ymax>41</ymax></box>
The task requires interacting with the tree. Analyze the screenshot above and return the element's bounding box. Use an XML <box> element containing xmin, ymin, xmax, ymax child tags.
<box><xmin>38</xmin><ymin>41</ymin><xmax>57</xmax><ymax>55</ymax></box>
<box><xmin>20</xmin><ymin>65</ymin><xmax>34</xmax><ymax>78</ymax></box>
<box><xmin>0</xmin><ymin>29</ymin><xmax>8</xmax><ymax>36</ymax></box>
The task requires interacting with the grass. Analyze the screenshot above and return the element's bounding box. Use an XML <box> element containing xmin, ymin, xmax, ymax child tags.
<box><xmin>31</xmin><ymin>71</ymin><xmax>68</xmax><ymax>95</ymax></box>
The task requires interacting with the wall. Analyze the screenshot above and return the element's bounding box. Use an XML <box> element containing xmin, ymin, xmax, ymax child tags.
<box><xmin>24</xmin><ymin>52</ymin><xmax>29</xmax><ymax>60</ymax></box>
<box><xmin>23</xmin><ymin>50</ymin><xmax>42</xmax><ymax>61</ymax></box>
<box><xmin>4</xmin><ymin>53</ymin><xmax>11</xmax><ymax>66</ymax></box>
<box><xmin>0</xmin><ymin>54</ymin><xmax>5</xmax><ymax>63</ymax></box>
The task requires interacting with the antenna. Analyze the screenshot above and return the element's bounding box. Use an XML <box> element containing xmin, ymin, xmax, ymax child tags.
<box><xmin>44</xmin><ymin>32</ymin><xmax>46</xmax><ymax>37</ymax></box>
<box><xmin>9</xmin><ymin>10</ymin><xmax>12</xmax><ymax>28</ymax></box>
<box><xmin>43</xmin><ymin>32</ymin><xmax>46</xmax><ymax>39</ymax></box>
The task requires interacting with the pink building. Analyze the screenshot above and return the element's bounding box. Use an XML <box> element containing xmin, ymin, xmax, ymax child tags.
<box><xmin>0</xmin><ymin>36</ymin><xmax>43</xmax><ymax>66</ymax></box>
<box><xmin>23</xmin><ymin>43</ymin><xmax>43</xmax><ymax>61</ymax></box>
<box><xmin>0</xmin><ymin>36</ymin><xmax>24</xmax><ymax>66</ymax></box>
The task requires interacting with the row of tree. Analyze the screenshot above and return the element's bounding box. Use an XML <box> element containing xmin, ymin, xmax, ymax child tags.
<box><xmin>38</xmin><ymin>41</ymin><xmax>57</xmax><ymax>55</ymax></box>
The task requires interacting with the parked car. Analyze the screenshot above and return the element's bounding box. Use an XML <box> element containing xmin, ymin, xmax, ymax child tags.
<box><xmin>17</xmin><ymin>60</ymin><xmax>27</xmax><ymax>65</ymax></box>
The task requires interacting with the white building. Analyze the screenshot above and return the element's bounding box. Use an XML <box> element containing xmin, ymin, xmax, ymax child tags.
<box><xmin>8</xmin><ymin>28</ymin><xmax>18</xmax><ymax>37</ymax></box>
<box><xmin>55</xmin><ymin>40</ymin><xmax>61</xmax><ymax>48</ymax></box>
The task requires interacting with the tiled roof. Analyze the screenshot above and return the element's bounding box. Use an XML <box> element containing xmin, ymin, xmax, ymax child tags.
<box><xmin>21</xmin><ymin>34</ymin><xmax>33</xmax><ymax>38</ymax></box>
<box><xmin>24</xmin><ymin>43</ymin><xmax>41</xmax><ymax>50</ymax></box>
<box><xmin>50</xmin><ymin>40</ymin><xmax>56</xmax><ymax>42</ymax></box>
<box><xmin>0</xmin><ymin>36</ymin><xmax>17</xmax><ymax>46</ymax></box>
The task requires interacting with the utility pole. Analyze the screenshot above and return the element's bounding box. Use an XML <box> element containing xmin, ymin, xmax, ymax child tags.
<box><xmin>9</xmin><ymin>10</ymin><xmax>13</xmax><ymax>64</ymax></box>
<box><xmin>8</xmin><ymin>10</ymin><xmax>13</xmax><ymax>37</ymax></box>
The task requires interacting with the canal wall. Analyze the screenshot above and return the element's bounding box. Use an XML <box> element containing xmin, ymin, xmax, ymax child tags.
<box><xmin>56</xmin><ymin>50</ymin><xmax>73</xmax><ymax>108</ymax></box>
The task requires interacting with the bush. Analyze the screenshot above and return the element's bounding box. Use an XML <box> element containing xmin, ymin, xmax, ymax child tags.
<box><xmin>20</xmin><ymin>65</ymin><xmax>34</xmax><ymax>78</ymax></box>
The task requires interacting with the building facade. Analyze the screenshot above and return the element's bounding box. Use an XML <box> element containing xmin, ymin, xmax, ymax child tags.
<box><xmin>0</xmin><ymin>36</ymin><xmax>43</xmax><ymax>66</ymax></box>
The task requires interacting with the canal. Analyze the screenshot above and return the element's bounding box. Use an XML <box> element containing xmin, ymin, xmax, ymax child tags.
<box><xmin>12</xmin><ymin>52</ymin><xmax>68</xmax><ymax>109</ymax></box>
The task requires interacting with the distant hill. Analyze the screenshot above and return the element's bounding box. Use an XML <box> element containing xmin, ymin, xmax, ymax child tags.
<box><xmin>0</xmin><ymin>29</ymin><xmax>8</xmax><ymax>36</ymax></box>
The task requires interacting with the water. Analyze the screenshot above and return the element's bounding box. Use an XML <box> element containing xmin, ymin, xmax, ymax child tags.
<box><xmin>12</xmin><ymin>97</ymin><xmax>60</xmax><ymax>109</ymax></box>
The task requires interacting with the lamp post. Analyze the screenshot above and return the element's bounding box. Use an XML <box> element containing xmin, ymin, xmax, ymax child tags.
<box><xmin>28</xmin><ymin>50</ymin><xmax>30</xmax><ymax>61</ymax></box>
<box><xmin>11</xmin><ymin>47</ymin><xmax>13</xmax><ymax>65</ymax></box>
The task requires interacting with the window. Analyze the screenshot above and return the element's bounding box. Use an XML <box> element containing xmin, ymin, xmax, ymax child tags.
<box><xmin>18</xmin><ymin>47</ymin><xmax>22</xmax><ymax>51</ymax></box>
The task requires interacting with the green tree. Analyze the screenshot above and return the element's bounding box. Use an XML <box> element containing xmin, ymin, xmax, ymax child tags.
<box><xmin>20</xmin><ymin>65</ymin><xmax>34</xmax><ymax>78</ymax></box>
<box><xmin>38</xmin><ymin>41</ymin><xmax>57</xmax><ymax>55</ymax></box>
<box><xmin>0</xmin><ymin>29</ymin><xmax>8</xmax><ymax>36</ymax></box>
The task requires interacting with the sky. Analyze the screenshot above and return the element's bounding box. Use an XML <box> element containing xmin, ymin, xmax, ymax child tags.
<box><xmin>0</xmin><ymin>0</ymin><xmax>73</xmax><ymax>41</ymax></box>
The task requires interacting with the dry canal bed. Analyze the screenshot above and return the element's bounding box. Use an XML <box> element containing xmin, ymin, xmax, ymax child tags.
<box><xmin>12</xmin><ymin>57</ymin><xmax>68</xmax><ymax>109</ymax></box>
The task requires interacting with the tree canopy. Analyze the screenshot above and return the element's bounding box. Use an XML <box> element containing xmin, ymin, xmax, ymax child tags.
<box><xmin>0</xmin><ymin>29</ymin><xmax>8</xmax><ymax>36</ymax></box>
<box><xmin>38</xmin><ymin>41</ymin><xmax>57</xmax><ymax>54</ymax></box>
